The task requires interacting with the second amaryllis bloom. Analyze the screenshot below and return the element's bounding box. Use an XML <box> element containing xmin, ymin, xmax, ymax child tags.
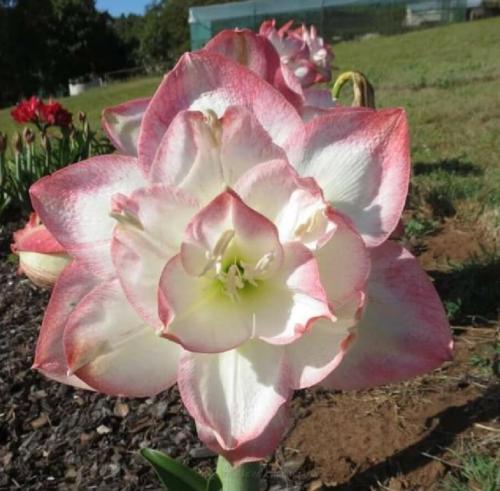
<box><xmin>31</xmin><ymin>51</ymin><xmax>451</xmax><ymax>465</ymax></box>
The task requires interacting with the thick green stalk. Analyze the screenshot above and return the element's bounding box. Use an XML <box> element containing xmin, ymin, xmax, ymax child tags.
<box><xmin>216</xmin><ymin>456</ymin><xmax>261</xmax><ymax>491</ymax></box>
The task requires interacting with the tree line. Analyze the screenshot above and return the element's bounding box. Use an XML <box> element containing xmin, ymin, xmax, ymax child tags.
<box><xmin>0</xmin><ymin>0</ymin><xmax>237</xmax><ymax>108</ymax></box>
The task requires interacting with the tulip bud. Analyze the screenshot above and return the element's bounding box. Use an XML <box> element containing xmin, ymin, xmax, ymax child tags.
<box><xmin>78</xmin><ymin>111</ymin><xmax>87</xmax><ymax>124</ymax></box>
<box><xmin>0</xmin><ymin>132</ymin><xmax>6</xmax><ymax>153</ymax></box>
<box><xmin>11</xmin><ymin>213</ymin><xmax>71</xmax><ymax>288</ymax></box>
<box><xmin>12</xmin><ymin>132</ymin><xmax>23</xmax><ymax>154</ymax></box>
<box><xmin>23</xmin><ymin>127</ymin><xmax>35</xmax><ymax>145</ymax></box>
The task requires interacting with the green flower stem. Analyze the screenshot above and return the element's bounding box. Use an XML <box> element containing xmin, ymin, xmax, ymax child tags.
<box><xmin>331</xmin><ymin>70</ymin><xmax>376</xmax><ymax>108</ymax></box>
<box><xmin>216</xmin><ymin>456</ymin><xmax>261</xmax><ymax>491</ymax></box>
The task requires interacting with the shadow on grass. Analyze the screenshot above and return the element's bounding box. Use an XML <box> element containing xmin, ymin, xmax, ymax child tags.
<box><xmin>430</xmin><ymin>253</ymin><xmax>500</xmax><ymax>325</ymax></box>
<box><xmin>327</xmin><ymin>384</ymin><xmax>500</xmax><ymax>490</ymax></box>
<box><xmin>413</xmin><ymin>159</ymin><xmax>483</xmax><ymax>177</ymax></box>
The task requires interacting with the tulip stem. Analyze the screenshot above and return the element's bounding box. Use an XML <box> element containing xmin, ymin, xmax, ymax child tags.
<box><xmin>216</xmin><ymin>456</ymin><xmax>261</xmax><ymax>491</ymax></box>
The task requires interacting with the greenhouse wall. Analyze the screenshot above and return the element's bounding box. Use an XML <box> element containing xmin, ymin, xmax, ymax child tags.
<box><xmin>189</xmin><ymin>0</ymin><xmax>469</xmax><ymax>50</ymax></box>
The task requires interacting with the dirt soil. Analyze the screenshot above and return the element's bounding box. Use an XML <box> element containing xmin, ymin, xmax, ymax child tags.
<box><xmin>0</xmin><ymin>218</ymin><xmax>498</xmax><ymax>491</ymax></box>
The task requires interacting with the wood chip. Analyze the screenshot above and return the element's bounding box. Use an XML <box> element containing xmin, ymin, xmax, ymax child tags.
<box><xmin>30</xmin><ymin>413</ymin><xmax>48</xmax><ymax>429</ymax></box>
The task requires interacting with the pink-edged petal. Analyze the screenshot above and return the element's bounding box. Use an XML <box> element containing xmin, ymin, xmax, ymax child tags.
<box><xmin>301</xmin><ymin>88</ymin><xmax>336</xmax><ymax>122</ymax></box>
<box><xmin>195</xmin><ymin>404</ymin><xmax>289</xmax><ymax>466</ymax></box>
<box><xmin>33</xmin><ymin>262</ymin><xmax>99</xmax><ymax>389</ymax></box>
<box><xmin>158</xmin><ymin>255</ymin><xmax>254</xmax><ymax>352</ymax></box>
<box><xmin>256</xmin><ymin>242</ymin><xmax>332</xmax><ymax>345</ymax></box>
<box><xmin>178</xmin><ymin>340</ymin><xmax>290</xmax><ymax>456</ymax></box>
<box><xmin>324</xmin><ymin>241</ymin><xmax>453</xmax><ymax>390</ymax></box>
<box><xmin>316</xmin><ymin>210</ymin><xmax>371</xmax><ymax>307</ymax></box>
<box><xmin>138</xmin><ymin>51</ymin><xmax>304</xmax><ymax>173</ymax></box>
<box><xmin>11</xmin><ymin>214</ymin><xmax>66</xmax><ymax>254</ymax></box>
<box><xmin>234</xmin><ymin>160</ymin><xmax>334</xmax><ymax>250</ymax></box>
<box><xmin>112</xmin><ymin>184</ymin><xmax>198</xmax><ymax>329</ymax></box>
<box><xmin>180</xmin><ymin>189</ymin><xmax>283</xmax><ymax>278</ymax></box>
<box><xmin>30</xmin><ymin>155</ymin><xmax>147</xmax><ymax>278</ymax></box>
<box><xmin>285</xmin><ymin>315</ymin><xmax>354</xmax><ymax>390</ymax></box>
<box><xmin>286</xmin><ymin>107</ymin><xmax>410</xmax><ymax>247</ymax></box>
<box><xmin>102</xmin><ymin>97</ymin><xmax>151</xmax><ymax>156</ymax></box>
<box><xmin>150</xmin><ymin>106</ymin><xmax>287</xmax><ymax>205</ymax></box>
<box><xmin>64</xmin><ymin>279</ymin><xmax>180</xmax><ymax>397</ymax></box>
<box><xmin>204</xmin><ymin>28</ymin><xmax>304</xmax><ymax>109</ymax></box>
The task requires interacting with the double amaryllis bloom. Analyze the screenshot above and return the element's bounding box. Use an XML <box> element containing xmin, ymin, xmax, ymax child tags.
<box><xmin>29</xmin><ymin>28</ymin><xmax>452</xmax><ymax>465</ymax></box>
<box><xmin>259</xmin><ymin>20</ymin><xmax>334</xmax><ymax>88</ymax></box>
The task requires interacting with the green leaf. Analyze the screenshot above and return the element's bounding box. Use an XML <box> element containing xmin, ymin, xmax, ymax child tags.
<box><xmin>206</xmin><ymin>474</ymin><xmax>223</xmax><ymax>491</ymax></box>
<box><xmin>140</xmin><ymin>448</ymin><xmax>207</xmax><ymax>491</ymax></box>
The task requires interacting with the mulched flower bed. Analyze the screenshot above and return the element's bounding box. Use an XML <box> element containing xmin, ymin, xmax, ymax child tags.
<box><xmin>1</xmin><ymin>221</ymin><xmax>498</xmax><ymax>490</ymax></box>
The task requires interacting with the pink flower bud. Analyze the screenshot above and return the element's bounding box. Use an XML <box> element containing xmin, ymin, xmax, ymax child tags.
<box><xmin>11</xmin><ymin>213</ymin><xmax>71</xmax><ymax>288</ymax></box>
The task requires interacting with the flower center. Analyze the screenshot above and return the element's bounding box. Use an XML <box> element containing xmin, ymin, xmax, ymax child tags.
<box><xmin>201</xmin><ymin>229</ymin><xmax>276</xmax><ymax>302</ymax></box>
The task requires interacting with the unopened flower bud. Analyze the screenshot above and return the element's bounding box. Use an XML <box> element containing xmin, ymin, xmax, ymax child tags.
<box><xmin>78</xmin><ymin>111</ymin><xmax>87</xmax><ymax>124</ymax></box>
<box><xmin>0</xmin><ymin>132</ymin><xmax>6</xmax><ymax>152</ymax></box>
<box><xmin>41</xmin><ymin>131</ymin><xmax>51</xmax><ymax>152</ymax></box>
<box><xmin>12</xmin><ymin>132</ymin><xmax>23</xmax><ymax>154</ymax></box>
<box><xmin>23</xmin><ymin>127</ymin><xmax>35</xmax><ymax>145</ymax></box>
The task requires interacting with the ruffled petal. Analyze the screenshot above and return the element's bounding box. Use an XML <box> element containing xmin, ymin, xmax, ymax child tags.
<box><xmin>256</xmin><ymin>242</ymin><xmax>332</xmax><ymax>345</ymax></box>
<box><xmin>204</xmin><ymin>28</ymin><xmax>304</xmax><ymax>109</ymax></box>
<box><xmin>178</xmin><ymin>340</ymin><xmax>290</xmax><ymax>457</ymax></box>
<box><xmin>315</xmin><ymin>210</ymin><xmax>371</xmax><ymax>307</ymax></box>
<box><xmin>149</xmin><ymin>106</ymin><xmax>287</xmax><ymax>205</ymax></box>
<box><xmin>234</xmin><ymin>160</ymin><xmax>333</xmax><ymax>250</ymax></box>
<box><xmin>30</xmin><ymin>155</ymin><xmax>146</xmax><ymax>278</ymax></box>
<box><xmin>64</xmin><ymin>279</ymin><xmax>180</xmax><ymax>397</ymax></box>
<box><xmin>286</xmin><ymin>107</ymin><xmax>410</xmax><ymax>247</ymax></box>
<box><xmin>33</xmin><ymin>262</ymin><xmax>99</xmax><ymax>389</ymax></box>
<box><xmin>324</xmin><ymin>241</ymin><xmax>453</xmax><ymax>390</ymax></box>
<box><xmin>101</xmin><ymin>97</ymin><xmax>151</xmax><ymax>156</ymax></box>
<box><xmin>195</xmin><ymin>404</ymin><xmax>289</xmax><ymax>466</ymax></box>
<box><xmin>180</xmin><ymin>190</ymin><xmax>283</xmax><ymax>278</ymax></box>
<box><xmin>285</xmin><ymin>315</ymin><xmax>354</xmax><ymax>389</ymax></box>
<box><xmin>138</xmin><ymin>51</ymin><xmax>304</xmax><ymax>172</ymax></box>
<box><xmin>111</xmin><ymin>184</ymin><xmax>198</xmax><ymax>328</ymax></box>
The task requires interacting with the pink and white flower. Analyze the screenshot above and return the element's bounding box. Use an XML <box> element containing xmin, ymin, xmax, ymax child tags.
<box><xmin>101</xmin><ymin>24</ymin><xmax>335</xmax><ymax>151</ymax></box>
<box><xmin>30</xmin><ymin>51</ymin><xmax>451</xmax><ymax>465</ymax></box>
<box><xmin>259</xmin><ymin>20</ymin><xmax>334</xmax><ymax>88</ymax></box>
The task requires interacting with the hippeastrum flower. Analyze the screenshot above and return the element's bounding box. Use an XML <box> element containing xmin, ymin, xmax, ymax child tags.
<box><xmin>11</xmin><ymin>213</ymin><xmax>71</xmax><ymax>288</ymax></box>
<box><xmin>102</xmin><ymin>24</ymin><xmax>336</xmax><ymax>153</ymax></box>
<box><xmin>259</xmin><ymin>19</ymin><xmax>334</xmax><ymax>88</ymax></box>
<box><xmin>30</xmin><ymin>51</ymin><xmax>451</xmax><ymax>465</ymax></box>
<box><xmin>11</xmin><ymin>96</ymin><xmax>43</xmax><ymax>124</ymax></box>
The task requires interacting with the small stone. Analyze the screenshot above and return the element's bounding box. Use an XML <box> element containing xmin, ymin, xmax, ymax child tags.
<box><xmin>113</xmin><ymin>402</ymin><xmax>129</xmax><ymax>418</ymax></box>
<box><xmin>283</xmin><ymin>454</ymin><xmax>306</xmax><ymax>476</ymax></box>
<box><xmin>155</xmin><ymin>401</ymin><xmax>168</xmax><ymax>419</ymax></box>
<box><xmin>80</xmin><ymin>432</ymin><xmax>92</xmax><ymax>444</ymax></box>
<box><xmin>30</xmin><ymin>413</ymin><xmax>49</xmax><ymax>429</ymax></box>
<box><xmin>96</xmin><ymin>424</ymin><xmax>112</xmax><ymax>435</ymax></box>
<box><xmin>308</xmin><ymin>480</ymin><xmax>324</xmax><ymax>491</ymax></box>
<box><xmin>173</xmin><ymin>431</ymin><xmax>187</xmax><ymax>445</ymax></box>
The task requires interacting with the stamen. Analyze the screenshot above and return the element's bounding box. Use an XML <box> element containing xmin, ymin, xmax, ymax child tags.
<box><xmin>109</xmin><ymin>209</ymin><xmax>143</xmax><ymax>230</ymax></box>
